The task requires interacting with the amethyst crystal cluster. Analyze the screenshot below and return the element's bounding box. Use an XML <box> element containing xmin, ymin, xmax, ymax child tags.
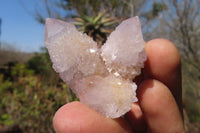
<box><xmin>45</xmin><ymin>16</ymin><xmax>146</xmax><ymax>118</ymax></box>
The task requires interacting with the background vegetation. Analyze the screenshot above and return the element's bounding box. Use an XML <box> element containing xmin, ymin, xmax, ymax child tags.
<box><xmin>0</xmin><ymin>0</ymin><xmax>200</xmax><ymax>132</ymax></box>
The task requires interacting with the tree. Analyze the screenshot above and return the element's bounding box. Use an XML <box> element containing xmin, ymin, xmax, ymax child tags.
<box><xmin>163</xmin><ymin>0</ymin><xmax>200</xmax><ymax>70</ymax></box>
<box><xmin>32</xmin><ymin>0</ymin><xmax>167</xmax><ymax>41</ymax></box>
<box><xmin>34</xmin><ymin>0</ymin><xmax>148</xmax><ymax>21</ymax></box>
<box><xmin>155</xmin><ymin>0</ymin><xmax>200</xmax><ymax>122</ymax></box>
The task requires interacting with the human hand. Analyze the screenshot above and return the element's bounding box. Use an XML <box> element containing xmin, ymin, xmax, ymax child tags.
<box><xmin>53</xmin><ymin>39</ymin><xmax>185</xmax><ymax>133</ymax></box>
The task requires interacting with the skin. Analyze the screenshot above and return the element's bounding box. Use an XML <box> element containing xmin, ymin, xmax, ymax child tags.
<box><xmin>53</xmin><ymin>39</ymin><xmax>185</xmax><ymax>133</ymax></box>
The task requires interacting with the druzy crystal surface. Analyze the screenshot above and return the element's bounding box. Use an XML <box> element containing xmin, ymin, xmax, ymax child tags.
<box><xmin>45</xmin><ymin>16</ymin><xmax>146</xmax><ymax>118</ymax></box>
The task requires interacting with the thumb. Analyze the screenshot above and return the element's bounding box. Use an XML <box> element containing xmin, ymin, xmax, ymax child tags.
<box><xmin>138</xmin><ymin>79</ymin><xmax>185</xmax><ymax>133</ymax></box>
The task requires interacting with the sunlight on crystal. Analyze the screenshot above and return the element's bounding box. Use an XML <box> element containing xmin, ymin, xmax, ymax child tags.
<box><xmin>89</xmin><ymin>48</ymin><xmax>96</xmax><ymax>53</ymax></box>
<box><xmin>114</xmin><ymin>72</ymin><xmax>120</xmax><ymax>77</ymax></box>
<box><xmin>117</xmin><ymin>82</ymin><xmax>122</xmax><ymax>85</ymax></box>
<box><xmin>111</xmin><ymin>54</ymin><xmax>116</xmax><ymax>60</ymax></box>
<box><xmin>45</xmin><ymin>16</ymin><xmax>146</xmax><ymax>118</ymax></box>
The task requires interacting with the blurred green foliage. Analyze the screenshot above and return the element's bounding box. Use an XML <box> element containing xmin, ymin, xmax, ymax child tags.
<box><xmin>182</xmin><ymin>58</ymin><xmax>200</xmax><ymax>122</ymax></box>
<box><xmin>152</xmin><ymin>2</ymin><xmax>167</xmax><ymax>16</ymax></box>
<box><xmin>0</xmin><ymin>51</ymin><xmax>77</xmax><ymax>132</ymax></box>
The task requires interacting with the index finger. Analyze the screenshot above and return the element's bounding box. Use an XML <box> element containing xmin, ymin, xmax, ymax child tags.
<box><xmin>144</xmin><ymin>39</ymin><xmax>182</xmax><ymax>111</ymax></box>
<box><xmin>126</xmin><ymin>39</ymin><xmax>183</xmax><ymax>132</ymax></box>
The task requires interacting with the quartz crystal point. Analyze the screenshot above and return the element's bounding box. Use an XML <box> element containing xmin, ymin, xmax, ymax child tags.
<box><xmin>101</xmin><ymin>17</ymin><xmax>146</xmax><ymax>79</ymax></box>
<box><xmin>45</xmin><ymin>16</ymin><xmax>146</xmax><ymax>118</ymax></box>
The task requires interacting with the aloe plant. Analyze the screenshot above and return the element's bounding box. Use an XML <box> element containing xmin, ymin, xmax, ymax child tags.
<box><xmin>73</xmin><ymin>11</ymin><xmax>120</xmax><ymax>47</ymax></box>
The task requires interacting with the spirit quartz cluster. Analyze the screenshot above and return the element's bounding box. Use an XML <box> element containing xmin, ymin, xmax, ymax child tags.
<box><xmin>45</xmin><ymin>16</ymin><xmax>146</xmax><ymax>118</ymax></box>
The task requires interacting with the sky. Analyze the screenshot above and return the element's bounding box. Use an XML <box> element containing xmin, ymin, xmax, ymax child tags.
<box><xmin>0</xmin><ymin>0</ymin><xmax>154</xmax><ymax>53</ymax></box>
<box><xmin>0</xmin><ymin>0</ymin><xmax>45</xmax><ymax>52</ymax></box>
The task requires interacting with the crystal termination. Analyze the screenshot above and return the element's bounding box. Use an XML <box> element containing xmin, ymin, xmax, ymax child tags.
<box><xmin>45</xmin><ymin>16</ymin><xmax>146</xmax><ymax>118</ymax></box>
